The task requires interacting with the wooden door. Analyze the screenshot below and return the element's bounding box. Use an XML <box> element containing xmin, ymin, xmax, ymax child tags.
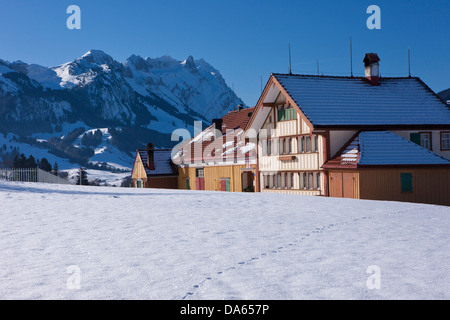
<box><xmin>342</xmin><ymin>173</ymin><xmax>354</xmax><ymax>198</ymax></box>
<box><xmin>196</xmin><ymin>178</ymin><xmax>205</xmax><ymax>190</ymax></box>
<box><xmin>330</xmin><ymin>172</ymin><xmax>343</xmax><ymax>198</ymax></box>
<box><xmin>330</xmin><ymin>172</ymin><xmax>355</xmax><ymax>199</ymax></box>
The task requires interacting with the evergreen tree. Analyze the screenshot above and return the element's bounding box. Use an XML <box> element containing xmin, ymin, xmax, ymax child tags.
<box><xmin>53</xmin><ymin>162</ymin><xmax>59</xmax><ymax>176</ymax></box>
<box><xmin>39</xmin><ymin>157</ymin><xmax>52</xmax><ymax>172</ymax></box>
<box><xmin>14</xmin><ymin>154</ymin><xmax>27</xmax><ymax>168</ymax></box>
<box><xmin>26</xmin><ymin>155</ymin><xmax>37</xmax><ymax>168</ymax></box>
<box><xmin>75</xmin><ymin>168</ymin><xmax>89</xmax><ymax>185</ymax></box>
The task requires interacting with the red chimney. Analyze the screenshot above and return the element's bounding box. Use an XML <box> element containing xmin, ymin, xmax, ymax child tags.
<box><xmin>146</xmin><ymin>143</ymin><xmax>155</xmax><ymax>170</ymax></box>
<box><xmin>363</xmin><ymin>53</ymin><xmax>380</xmax><ymax>86</ymax></box>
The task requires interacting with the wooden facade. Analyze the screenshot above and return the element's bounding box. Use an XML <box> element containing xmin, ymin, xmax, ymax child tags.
<box><xmin>178</xmin><ymin>164</ymin><xmax>256</xmax><ymax>192</ymax></box>
<box><xmin>328</xmin><ymin>168</ymin><xmax>450</xmax><ymax>206</ymax></box>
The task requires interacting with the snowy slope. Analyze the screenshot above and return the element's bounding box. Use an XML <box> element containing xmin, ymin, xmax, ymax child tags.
<box><xmin>0</xmin><ymin>182</ymin><xmax>449</xmax><ymax>300</ymax></box>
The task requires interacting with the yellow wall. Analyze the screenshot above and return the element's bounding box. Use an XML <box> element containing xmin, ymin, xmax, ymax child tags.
<box><xmin>132</xmin><ymin>154</ymin><xmax>147</xmax><ymax>180</ymax></box>
<box><xmin>178</xmin><ymin>164</ymin><xmax>256</xmax><ymax>192</ymax></box>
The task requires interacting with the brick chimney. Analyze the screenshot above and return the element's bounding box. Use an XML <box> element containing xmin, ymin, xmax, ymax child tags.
<box><xmin>212</xmin><ymin>118</ymin><xmax>223</xmax><ymax>138</ymax></box>
<box><xmin>146</xmin><ymin>143</ymin><xmax>155</xmax><ymax>170</ymax></box>
<box><xmin>363</xmin><ymin>53</ymin><xmax>380</xmax><ymax>86</ymax></box>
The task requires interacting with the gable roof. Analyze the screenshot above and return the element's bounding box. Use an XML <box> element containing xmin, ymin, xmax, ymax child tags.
<box><xmin>272</xmin><ymin>74</ymin><xmax>450</xmax><ymax>128</ymax></box>
<box><xmin>221</xmin><ymin>107</ymin><xmax>255</xmax><ymax>134</ymax></box>
<box><xmin>137</xmin><ymin>149</ymin><xmax>178</xmax><ymax>176</ymax></box>
<box><xmin>323</xmin><ymin>131</ymin><xmax>450</xmax><ymax>168</ymax></box>
<box><xmin>172</xmin><ymin>107</ymin><xmax>257</xmax><ymax>165</ymax></box>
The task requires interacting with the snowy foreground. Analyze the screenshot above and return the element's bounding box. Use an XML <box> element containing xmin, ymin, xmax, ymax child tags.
<box><xmin>0</xmin><ymin>182</ymin><xmax>449</xmax><ymax>300</ymax></box>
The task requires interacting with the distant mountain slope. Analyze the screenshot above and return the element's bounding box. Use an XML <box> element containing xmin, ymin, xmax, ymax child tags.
<box><xmin>0</xmin><ymin>50</ymin><xmax>246</xmax><ymax>177</ymax></box>
<box><xmin>0</xmin><ymin>50</ymin><xmax>245</xmax><ymax>136</ymax></box>
<box><xmin>438</xmin><ymin>88</ymin><xmax>450</xmax><ymax>103</ymax></box>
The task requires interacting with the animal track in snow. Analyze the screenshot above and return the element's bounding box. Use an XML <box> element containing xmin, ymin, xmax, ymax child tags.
<box><xmin>181</xmin><ymin>209</ymin><xmax>412</xmax><ymax>299</ymax></box>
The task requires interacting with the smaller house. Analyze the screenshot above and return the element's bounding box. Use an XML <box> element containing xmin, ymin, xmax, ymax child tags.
<box><xmin>131</xmin><ymin>143</ymin><xmax>178</xmax><ymax>189</ymax></box>
<box><xmin>172</xmin><ymin>106</ymin><xmax>257</xmax><ymax>192</ymax></box>
<box><xmin>323</xmin><ymin>131</ymin><xmax>450</xmax><ymax>206</ymax></box>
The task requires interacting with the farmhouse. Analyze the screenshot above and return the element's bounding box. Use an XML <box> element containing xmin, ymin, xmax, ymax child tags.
<box><xmin>246</xmin><ymin>53</ymin><xmax>450</xmax><ymax>205</ymax></box>
<box><xmin>131</xmin><ymin>143</ymin><xmax>178</xmax><ymax>189</ymax></box>
<box><xmin>172</xmin><ymin>106</ymin><xmax>257</xmax><ymax>192</ymax></box>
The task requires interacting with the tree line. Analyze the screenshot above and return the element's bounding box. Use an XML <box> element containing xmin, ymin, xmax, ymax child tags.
<box><xmin>13</xmin><ymin>153</ymin><xmax>60</xmax><ymax>176</ymax></box>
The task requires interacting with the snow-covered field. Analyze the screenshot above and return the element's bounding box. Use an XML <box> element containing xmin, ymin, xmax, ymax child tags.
<box><xmin>0</xmin><ymin>181</ymin><xmax>449</xmax><ymax>300</ymax></box>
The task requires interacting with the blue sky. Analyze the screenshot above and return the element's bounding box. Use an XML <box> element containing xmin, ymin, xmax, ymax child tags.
<box><xmin>0</xmin><ymin>0</ymin><xmax>449</xmax><ymax>105</ymax></box>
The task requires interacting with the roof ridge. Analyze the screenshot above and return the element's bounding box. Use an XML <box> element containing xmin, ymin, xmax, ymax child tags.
<box><xmin>273</xmin><ymin>72</ymin><xmax>420</xmax><ymax>80</ymax></box>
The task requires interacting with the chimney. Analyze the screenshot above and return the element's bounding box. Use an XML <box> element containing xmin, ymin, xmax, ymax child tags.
<box><xmin>212</xmin><ymin>118</ymin><xmax>223</xmax><ymax>137</ymax></box>
<box><xmin>363</xmin><ymin>53</ymin><xmax>380</xmax><ymax>86</ymax></box>
<box><xmin>238</xmin><ymin>104</ymin><xmax>244</xmax><ymax>111</ymax></box>
<box><xmin>146</xmin><ymin>143</ymin><xmax>155</xmax><ymax>170</ymax></box>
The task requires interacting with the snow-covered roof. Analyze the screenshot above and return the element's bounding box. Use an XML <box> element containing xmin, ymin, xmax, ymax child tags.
<box><xmin>138</xmin><ymin>149</ymin><xmax>178</xmax><ymax>176</ymax></box>
<box><xmin>323</xmin><ymin>131</ymin><xmax>450</xmax><ymax>168</ymax></box>
<box><xmin>172</xmin><ymin>107</ymin><xmax>256</xmax><ymax>165</ymax></box>
<box><xmin>274</xmin><ymin>74</ymin><xmax>450</xmax><ymax>127</ymax></box>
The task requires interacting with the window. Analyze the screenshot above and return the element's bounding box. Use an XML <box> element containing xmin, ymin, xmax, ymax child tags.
<box><xmin>305</xmin><ymin>136</ymin><xmax>311</xmax><ymax>153</ymax></box>
<box><xmin>298</xmin><ymin>136</ymin><xmax>304</xmax><ymax>153</ymax></box>
<box><xmin>279</xmin><ymin>138</ymin><xmax>285</xmax><ymax>155</ymax></box>
<box><xmin>410</xmin><ymin>133</ymin><xmax>420</xmax><ymax>145</ymax></box>
<box><xmin>196</xmin><ymin>168</ymin><xmax>204</xmax><ymax>178</ymax></box>
<box><xmin>277</xmin><ymin>105</ymin><xmax>297</xmax><ymax>121</ymax></box>
<box><xmin>261</xmin><ymin>140</ymin><xmax>267</xmax><ymax>156</ymax></box>
<box><xmin>420</xmin><ymin>133</ymin><xmax>431</xmax><ymax>150</ymax></box>
<box><xmin>267</xmin><ymin>139</ymin><xmax>272</xmax><ymax>155</ymax></box>
<box><xmin>314</xmin><ymin>172</ymin><xmax>320</xmax><ymax>190</ymax></box>
<box><xmin>277</xmin><ymin>106</ymin><xmax>285</xmax><ymax>121</ymax></box>
<box><xmin>401</xmin><ymin>173</ymin><xmax>413</xmax><ymax>192</ymax></box>
<box><xmin>264</xmin><ymin>174</ymin><xmax>270</xmax><ymax>189</ymax></box>
<box><xmin>286</xmin><ymin>138</ymin><xmax>292</xmax><ymax>154</ymax></box>
<box><xmin>277</xmin><ymin>173</ymin><xmax>281</xmax><ymax>189</ymax></box>
<box><xmin>307</xmin><ymin>172</ymin><xmax>313</xmax><ymax>190</ymax></box>
<box><xmin>300</xmin><ymin>172</ymin><xmax>305</xmax><ymax>189</ymax></box>
<box><xmin>441</xmin><ymin>132</ymin><xmax>450</xmax><ymax>150</ymax></box>
<box><xmin>312</xmin><ymin>135</ymin><xmax>318</xmax><ymax>152</ymax></box>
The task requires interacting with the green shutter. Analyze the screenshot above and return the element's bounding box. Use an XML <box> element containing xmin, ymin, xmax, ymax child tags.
<box><xmin>401</xmin><ymin>173</ymin><xmax>413</xmax><ymax>192</ymax></box>
<box><xmin>278</xmin><ymin>109</ymin><xmax>284</xmax><ymax>121</ymax></box>
<box><xmin>410</xmin><ymin>133</ymin><xmax>420</xmax><ymax>145</ymax></box>
<box><xmin>186</xmin><ymin>178</ymin><xmax>190</xmax><ymax>190</ymax></box>
<box><xmin>291</xmin><ymin>108</ymin><xmax>297</xmax><ymax>120</ymax></box>
<box><xmin>285</xmin><ymin>109</ymin><xmax>291</xmax><ymax>120</ymax></box>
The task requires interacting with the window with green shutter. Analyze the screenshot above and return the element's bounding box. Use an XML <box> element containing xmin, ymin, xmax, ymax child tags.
<box><xmin>401</xmin><ymin>173</ymin><xmax>413</xmax><ymax>192</ymax></box>
<box><xmin>278</xmin><ymin>109</ymin><xmax>284</xmax><ymax>121</ymax></box>
<box><xmin>284</xmin><ymin>108</ymin><xmax>291</xmax><ymax>120</ymax></box>
<box><xmin>290</xmin><ymin>108</ymin><xmax>297</xmax><ymax>120</ymax></box>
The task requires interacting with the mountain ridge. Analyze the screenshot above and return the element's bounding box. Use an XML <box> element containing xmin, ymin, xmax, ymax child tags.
<box><xmin>0</xmin><ymin>50</ymin><xmax>246</xmax><ymax>178</ymax></box>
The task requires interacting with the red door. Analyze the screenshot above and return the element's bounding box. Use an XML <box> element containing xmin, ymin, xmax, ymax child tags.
<box><xmin>196</xmin><ymin>178</ymin><xmax>205</xmax><ymax>190</ymax></box>
<box><xmin>220</xmin><ymin>179</ymin><xmax>227</xmax><ymax>192</ymax></box>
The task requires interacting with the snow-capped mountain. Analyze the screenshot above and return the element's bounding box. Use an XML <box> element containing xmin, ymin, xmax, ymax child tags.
<box><xmin>0</xmin><ymin>50</ymin><xmax>246</xmax><ymax>183</ymax></box>
<box><xmin>1</xmin><ymin>50</ymin><xmax>245</xmax><ymax>134</ymax></box>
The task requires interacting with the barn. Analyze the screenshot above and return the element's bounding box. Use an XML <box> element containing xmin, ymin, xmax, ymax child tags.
<box><xmin>131</xmin><ymin>143</ymin><xmax>178</xmax><ymax>189</ymax></box>
<box><xmin>323</xmin><ymin>131</ymin><xmax>450</xmax><ymax>206</ymax></box>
